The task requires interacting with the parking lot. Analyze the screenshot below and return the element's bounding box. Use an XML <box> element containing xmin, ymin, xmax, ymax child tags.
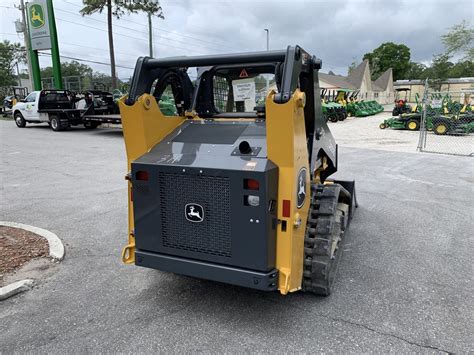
<box><xmin>1</xmin><ymin>118</ymin><xmax>473</xmax><ymax>353</ymax></box>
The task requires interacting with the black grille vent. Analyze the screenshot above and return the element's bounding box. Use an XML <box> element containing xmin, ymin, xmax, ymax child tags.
<box><xmin>158</xmin><ymin>173</ymin><xmax>232</xmax><ymax>257</ymax></box>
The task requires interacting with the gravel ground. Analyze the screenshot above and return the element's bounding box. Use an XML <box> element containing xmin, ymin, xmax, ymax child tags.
<box><xmin>0</xmin><ymin>120</ymin><xmax>473</xmax><ymax>353</ymax></box>
<box><xmin>330</xmin><ymin>112</ymin><xmax>474</xmax><ymax>155</ymax></box>
<box><xmin>0</xmin><ymin>226</ymin><xmax>49</xmax><ymax>285</ymax></box>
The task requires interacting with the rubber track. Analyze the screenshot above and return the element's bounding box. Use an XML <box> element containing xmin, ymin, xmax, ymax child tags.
<box><xmin>302</xmin><ymin>184</ymin><xmax>347</xmax><ymax>296</ymax></box>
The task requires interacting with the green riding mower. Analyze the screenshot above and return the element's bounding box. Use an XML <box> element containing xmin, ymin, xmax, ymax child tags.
<box><xmin>379</xmin><ymin>112</ymin><xmax>423</xmax><ymax>131</ymax></box>
<box><xmin>431</xmin><ymin>113</ymin><xmax>474</xmax><ymax>135</ymax></box>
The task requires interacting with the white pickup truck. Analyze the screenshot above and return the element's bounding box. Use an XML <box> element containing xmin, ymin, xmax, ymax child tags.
<box><xmin>12</xmin><ymin>90</ymin><xmax>99</xmax><ymax>131</ymax></box>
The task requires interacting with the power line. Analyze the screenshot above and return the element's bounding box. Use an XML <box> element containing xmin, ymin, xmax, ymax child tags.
<box><xmin>60</xmin><ymin>41</ymin><xmax>140</xmax><ymax>58</ymax></box>
<box><xmin>59</xmin><ymin>0</ymin><xmax>236</xmax><ymax>50</ymax></box>
<box><xmin>38</xmin><ymin>52</ymin><xmax>134</xmax><ymax>70</ymax></box>
<box><xmin>59</xmin><ymin>49</ymin><xmax>135</xmax><ymax>69</ymax></box>
<box><xmin>54</xmin><ymin>8</ymin><xmax>230</xmax><ymax>53</ymax></box>
<box><xmin>55</xmin><ymin>18</ymin><xmax>207</xmax><ymax>55</ymax></box>
<box><xmin>0</xmin><ymin>47</ymin><xmax>135</xmax><ymax>71</ymax></box>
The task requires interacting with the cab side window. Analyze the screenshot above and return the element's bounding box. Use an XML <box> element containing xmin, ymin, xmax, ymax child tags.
<box><xmin>25</xmin><ymin>92</ymin><xmax>37</xmax><ymax>102</ymax></box>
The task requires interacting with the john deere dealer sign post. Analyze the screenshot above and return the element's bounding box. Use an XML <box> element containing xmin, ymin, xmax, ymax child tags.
<box><xmin>27</xmin><ymin>0</ymin><xmax>51</xmax><ymax>50</ymax></box>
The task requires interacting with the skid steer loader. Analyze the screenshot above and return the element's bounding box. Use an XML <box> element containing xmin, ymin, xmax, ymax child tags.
<box><xmin>120</xmin><ymin>46</ymin><xmax>357</xmax><ymax>296</ymax></box>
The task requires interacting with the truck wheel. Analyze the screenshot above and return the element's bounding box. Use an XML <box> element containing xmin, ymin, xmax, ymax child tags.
<box><xmin>84</xmin><ymin>121</ymin><xmax>99</xmax><ymax>129</ymax></box>
<box><xmin>406</xmin><ymin>119</ymin><xmax>419</xmax><ymax>131</ymax></box>
<box><xmin>14</xmin><ymin>112</ymin><xmax>26</xmax><ymax>128</ymax></box>
<box><xmin>50</xmin><ymin>115</ymin><xmax>62</xmax><ymax>131</ymax></box>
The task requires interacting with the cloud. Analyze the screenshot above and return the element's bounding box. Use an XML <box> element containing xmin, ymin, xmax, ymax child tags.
<box><xmin>1</xmin><ymin>0</ymin><xmax>471</xmax><ymax>79</ymax></box>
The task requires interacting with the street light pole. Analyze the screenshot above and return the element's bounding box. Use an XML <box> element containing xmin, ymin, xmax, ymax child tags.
<box><xmin>148</xmin><ymin>13</ymin><xmax>153</xmax><ymax>57</ymax></box>
<box><xmin>264</xmin><ymin>28</ymin><xmax>269</xmax><ymax>93</ymax></box>
<box><xmin>264</xmin><ymin>28</ymin><xmax>269</xmax><ymax>51</ymax></box>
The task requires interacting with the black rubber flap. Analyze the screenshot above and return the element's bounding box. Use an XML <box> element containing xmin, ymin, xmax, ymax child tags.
<box><xmin>172</xmin><ymin>124</ymin><xmax>247</xmax><ymax>144</ymax></box>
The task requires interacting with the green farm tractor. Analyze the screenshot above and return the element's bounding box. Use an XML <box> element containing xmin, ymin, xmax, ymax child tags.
<box><xmin>392</xmin><ymin>88</ymin><xmax>412</xmax><ymax>115</ymax></box>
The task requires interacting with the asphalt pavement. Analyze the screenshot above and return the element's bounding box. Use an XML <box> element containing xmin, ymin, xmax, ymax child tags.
<box><xmin>0</xmin><ymin>120</ymin><xmax>472</xmax><ymax>353</ymax></box>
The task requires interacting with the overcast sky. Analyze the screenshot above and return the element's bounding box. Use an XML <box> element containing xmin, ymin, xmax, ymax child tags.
<box><xmin>1</xmin><ymin>0</ymin><xmax>472</xmax><ymax>80</ymax></box>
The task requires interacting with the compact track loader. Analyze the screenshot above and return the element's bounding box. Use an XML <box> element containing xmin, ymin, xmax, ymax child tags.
<box><xmin>120</xmin><ymin>46</ymin><xmax>356</xmax><ymax>296</ymax></box>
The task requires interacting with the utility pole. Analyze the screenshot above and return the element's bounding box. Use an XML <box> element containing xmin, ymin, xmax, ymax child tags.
<box><xmin>148</xmin><ymin>13</ymin><xmax>153</xmax><ymax>57</ymax></box>
<box><xmin>264</xmin><ymin>28</ymin><xmax>269</xmax><ymax>93</ymax></box>
<box><xmin>16</xmin><ymin>0</ymin><xmax>34</xmax><ymax>90</ymax></box>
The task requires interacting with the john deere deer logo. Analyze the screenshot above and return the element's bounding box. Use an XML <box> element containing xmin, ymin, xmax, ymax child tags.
<box><xmin>30</xmin><ymin>4</ymin><xmax>45</xmax><ymax>29</ymax></box>
<box><xmin>185</xmin><ymin>203</ymin><xmax>204</xmax><ymax>223</ymax></box>
<box><xmin>297</xmin><ymin>167</ymin><xmax>307</xmax><ymax>209</ymax></box>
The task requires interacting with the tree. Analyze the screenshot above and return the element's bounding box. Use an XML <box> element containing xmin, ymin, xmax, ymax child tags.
<box><xmin>448</xmin><ymin>60</ymin><xmax>474</xmax><ymax>78</ymax></box>
<box><xmin>423</xmin><ymin>54</ymin><xmax>454</xmax><ymax>89</ymax></box>
<box><xmin>81</xmin><ymin>0</ymin><xmax>164</xmax><ymax>89</ymax></box>
<box><xmin>41</xmin><ymin>60</ymin><xmax>94</xmax><ymax>89</ymax></box>
<box><xmin>41</xmin><ymin>60</ymin><xmax>93</xmax><ymax>78</ymax></box>
<box><xmin>0</xmin><ymin>40</ymin><xmax>26</xmax><ymax>87</ymax></box>
<box><xmin>363</xmin><ymin>42</ymin><xmax>411</xmax><ymax>81</ymax></box>
<box><xmin>441</xmin><ymin>20</ymin><xmax>474</xmax><ymax>61</ymax></box>
<box><xmin>91</xmin><ymin>72</ymin><xmax>123</xmax><ymax>91</ymax></box>
<box><xmin>347</xmin><ymin>60</ymin><xmax>357</xmax><ymax>75</ymax></box>
<box><xmin>405</xmin><ymin>62</ymin><xmax>426</xmax><ymax>80</ymax></box>
<box><xmin>421</xmin><ymin>20</ymin><xmax>474</xmax><ymax>85</ymax></box>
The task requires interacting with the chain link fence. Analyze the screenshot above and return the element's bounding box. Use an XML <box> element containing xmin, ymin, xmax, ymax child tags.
<box><xmin>418</xmin><ymin>83</ymin><xmax>473</xmax><ymax>156</ymax></box>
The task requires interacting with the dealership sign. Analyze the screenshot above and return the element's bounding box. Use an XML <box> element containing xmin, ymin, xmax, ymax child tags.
<box><xmin>27</xmin><ymin>0</ymin><xmax>51</xmax><ymax>50</ymax></box>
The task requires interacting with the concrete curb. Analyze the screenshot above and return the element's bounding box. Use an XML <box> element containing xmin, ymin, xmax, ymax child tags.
<box><xmin>0</xmin><ymin>279</ymin><xmax>36</xmax><ymax>301</ymax></box>
<box><xmin>0</xmin><ymin>221</ymin><xmax>65</xmax><ymax>261</ymax></box>
<box><xmin>0</xmin><ymin>222</ymin><xmax>64</xmax><ymax>301</ymax></box>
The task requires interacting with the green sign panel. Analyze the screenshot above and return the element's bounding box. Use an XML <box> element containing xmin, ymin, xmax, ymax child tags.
<box><xmin>29</xmin><ymin>4</ymin><xmax>46</xmax><ymax>29</ymax></box>
<box><xmin>27</xmin><ymin>0</ymin><xmax>51</xmax><ymax>50</ymax></box>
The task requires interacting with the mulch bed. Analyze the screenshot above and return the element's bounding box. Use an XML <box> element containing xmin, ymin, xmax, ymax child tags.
<box><xmin>0</xmin><ymin>226</ymin><xmax>49</xmax><ymax>284</ymax></box>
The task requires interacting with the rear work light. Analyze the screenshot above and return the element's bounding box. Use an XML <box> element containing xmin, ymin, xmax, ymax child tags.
<box><xmin>245</xmin><ymin>195</ymin><xmax>260</xmax><ymax>207</ymax></box>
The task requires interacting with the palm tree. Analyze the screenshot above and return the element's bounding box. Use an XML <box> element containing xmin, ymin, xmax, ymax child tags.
<box><xmin>81</xmin><ymin>0</ymin><xmax>164</xmax><ymax>89</ymax></box>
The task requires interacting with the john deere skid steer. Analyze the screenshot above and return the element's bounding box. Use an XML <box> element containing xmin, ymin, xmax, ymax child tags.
<box><xmin>120</xmin><ymin>46</ymin><xmax>356</xmax><ymax>296</ymax></box>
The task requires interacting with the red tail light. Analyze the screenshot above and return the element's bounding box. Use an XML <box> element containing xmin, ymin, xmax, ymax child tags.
<box><xmin>136</xmin><ymin>171</ymin><xmax>149</xmax><ymax>181</ymax></box>
<box><xmin>244</xmin><ymin>178</ymin><xmax>259</xmax><ymax>190</ymax></box>
<box><xmin>282</xmin><ymin>200</ymin><xmax>291</xmax><ymax>217</ymax></box>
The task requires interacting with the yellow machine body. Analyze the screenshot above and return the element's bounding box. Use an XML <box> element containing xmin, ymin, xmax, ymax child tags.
<box><xmin>120</xmin><ymin>90</ymin><xmax>311</xmax><ymax>295</ymax></box>
<box><xmin>120</xmin><ymin>46</ymin><xmax>354</xmax><ymax>296</ymax></box>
